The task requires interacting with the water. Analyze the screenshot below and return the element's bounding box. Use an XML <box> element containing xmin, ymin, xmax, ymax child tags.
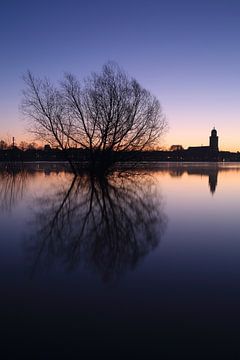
<box><xmin>1</xmin><ymin>162</ymin><xmax>240</xmax><ymax>356</ymax></box>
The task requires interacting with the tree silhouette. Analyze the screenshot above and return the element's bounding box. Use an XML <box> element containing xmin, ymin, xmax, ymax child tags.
<box><xmin>21</xmin><ymin>62</ymin><xmax>167</xmax><ymax>171</ymax></box>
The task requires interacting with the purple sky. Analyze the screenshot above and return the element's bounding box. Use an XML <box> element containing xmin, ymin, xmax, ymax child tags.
<box><xmin>1</xmin><ymin>0</ymin><xmax>240</xmax><ymax>150</ymax></box>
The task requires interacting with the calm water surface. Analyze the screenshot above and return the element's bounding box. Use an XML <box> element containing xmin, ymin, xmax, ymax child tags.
<box><xmin>1</xmin><ymin>162</ymin><xmax>240</xmax><ymax>356</ymax></box>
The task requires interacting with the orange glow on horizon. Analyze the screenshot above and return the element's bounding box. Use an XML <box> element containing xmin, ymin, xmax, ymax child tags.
<box><xmin>1</xmin><ymin>118</ymin><xmax>240</xmax><ymax>152</ymax></box>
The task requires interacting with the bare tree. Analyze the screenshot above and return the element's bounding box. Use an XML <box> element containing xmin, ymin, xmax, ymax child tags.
<box><xmin>0</xmin><ymin>135</ymin><xmax>15</xmax><ymax>150</ymax></box>
<box><xmin>19</xmin><ymin>141</ymin><xmax>28</xmax><ymax>151</ymax></box>
<box><xmin>22</xmin><ymin>72</ymin><xmax>68</xmax><ymax>148</ymax></box>
<box><xmin>0</xmin><ymin>140</ymin><xmax>8</xmax><ymax>150</ymax></box>
<box><xmin>21</xmin><ymin>63</ymin><xmax>167</xmax><ymax>169</ymax></box>
<box><xmin>21</xmin><ymin>71</ymin><xmax>77</xmax><ymax>170</ymax></box>
<box><xmin>169</xmin><ymin>145</ymin><xmax>184</xmax><ymax>151</ymax></box>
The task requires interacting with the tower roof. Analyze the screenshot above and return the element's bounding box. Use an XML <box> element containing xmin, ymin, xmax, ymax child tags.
<box><xmin>211</xmin><ymin>127</ymin><xmax>217</xmax><ymax>136</ymax></box>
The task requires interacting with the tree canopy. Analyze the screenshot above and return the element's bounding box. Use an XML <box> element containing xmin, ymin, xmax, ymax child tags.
<box><xmin>21</xmin><ymin>62</ymin><xmax>168</xmax><ymax>169</ymax></box>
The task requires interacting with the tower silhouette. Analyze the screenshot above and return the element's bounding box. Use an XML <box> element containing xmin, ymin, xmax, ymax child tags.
<box><xmin>209</xmin><ymin>127</ymin><xmax>219</xmax><ymax>151</ymax></box>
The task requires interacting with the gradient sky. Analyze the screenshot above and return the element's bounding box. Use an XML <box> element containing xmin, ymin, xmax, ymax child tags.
<box><xmin>1</xmin><ymin>0</ymin><xmax>240</xmax><ymax>150</ymax></box>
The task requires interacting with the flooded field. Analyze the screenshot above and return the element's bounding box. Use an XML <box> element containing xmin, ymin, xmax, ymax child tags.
<box><xmin>1</xmin><ymin>162</ymin><xmax>240</xmax><ymax>356</ymax></box>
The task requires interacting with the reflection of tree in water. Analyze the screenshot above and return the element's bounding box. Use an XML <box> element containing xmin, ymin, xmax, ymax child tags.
<box><xmin>28</xmin><ymin>171</ymin><xmax>167</xmax><ymax>281</ymax></box>
<box><xmin>0</xmin><ymin>166</ymin><xmax>29</xmax><ymax>213</ymax></box>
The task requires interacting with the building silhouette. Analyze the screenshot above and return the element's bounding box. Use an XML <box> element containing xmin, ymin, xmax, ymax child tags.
<box><xmin>209</xmin><ymin>127</ymin><xmax>218</xmax><ymax>151</ymax></box>
<box><xmin>186</xmin><ymin>128</ymin><xmax>219</xmax><ymax>161</ymax></box>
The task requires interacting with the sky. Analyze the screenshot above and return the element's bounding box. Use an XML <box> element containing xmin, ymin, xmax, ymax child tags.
<box><xmin>1</xmin><ymin>0</ymin><xmax>240</xmax><ymax>151</ymax></box>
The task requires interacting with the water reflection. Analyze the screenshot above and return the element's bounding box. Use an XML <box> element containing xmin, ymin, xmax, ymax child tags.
<box><xmin>1</xmin><ymin>162</ymin><xmax>239</xmax><ymax>280</ymax></box>
<box><xmin>169</xmin><ymin>165</ymin><xmax>218</xmax><ymax>194</ymax></box>
<box><xmin>0</xmin><ymin>165</ymin><xmax>29</xmax><ymax>212</ymax></box>
<box><xmin>27</xmin><ymin>170</ymin><xmax>167</xmax><ymax>281</ymax></box>
<box><xmin>187</xmin><ymin>167</ymin><xmax>218</xmax><ymax>195</ymax></box>
<box><xmin>2</xmin><ymin>163</ymin><xmax>240</xmax><ymax>352</ymax></box>
<box><xmin>208</xmin><ymin>170</ymin><xmax>218</xmax><ymax>194</ymax></box>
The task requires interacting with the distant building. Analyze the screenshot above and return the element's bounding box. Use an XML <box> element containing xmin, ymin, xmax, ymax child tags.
<box><xmin>186</xmin><ymin>128</ymin><xmax>219</xmax><ymax>161</ymax></box>
<box><xmin>188</xmin><ymin>128</ymin><xmax>219</xmax><ymax>152</ymax></box>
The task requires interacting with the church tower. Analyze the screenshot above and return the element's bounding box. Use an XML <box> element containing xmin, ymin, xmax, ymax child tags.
<box><xmin>209</xmin><ymin>127</ymin><xmax>219</xmax><ymax>151</ymax></box>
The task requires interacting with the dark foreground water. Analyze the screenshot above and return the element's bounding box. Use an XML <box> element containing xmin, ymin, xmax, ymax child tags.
<box><xmin>1</xmin><ymin>162</ymin><xmax>240</xmax><ymax>357</ymax></box>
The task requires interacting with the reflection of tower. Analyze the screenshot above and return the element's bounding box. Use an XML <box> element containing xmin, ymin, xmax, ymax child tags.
<box><xmin>209</xmin><ymin>127</ymin><xmax>219</xmax><ymax>151</ymax></box>
<box><xmin>208</xmin><ymin>170</ymin><xmax>218</xmax><ymax>195</ymax></box>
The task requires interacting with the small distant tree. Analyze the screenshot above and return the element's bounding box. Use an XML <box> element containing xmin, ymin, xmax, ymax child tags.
<box><xmin>169</xmin><ymin>145</ymin><xmax>184</xmax><ymax>151</ymax></box>
<box><xmin>0</xmin><ymin>140</ymin><xmax>8</xmax><ymax>150</ymax></box>
<box><xmin>21</xmin><ymin>62</ymin><xmax>168</xmax><ymax>169</ymax></box>
<box><xmin>19</xmin><ymin>141</ymin><xmax>38</xmax><ymax>151</ymax></box>
<box><xmin>44</xmin><ymin>144</ymin><xmax>51</xmax><ymax>151</ymax></box>
<box><xmin>19</xmin><ymin>141</ymin><xmax>28</xmax><ymax>150</ymax></box>
<box><xmin>27</xmin><ymin>142</ymin><xmax>38</xmax><ymax>150</ymax></box>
